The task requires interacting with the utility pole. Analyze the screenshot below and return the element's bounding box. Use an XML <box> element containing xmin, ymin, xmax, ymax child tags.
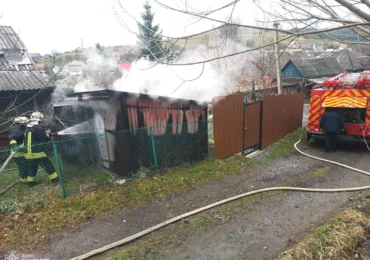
<box><xmin>273</xmin><ymin>22</ymin><xmax>282</xmax><ymax>94</ymax></box>
<box><xmin>252</xmin><ymin>80</ymin><xmax>256</xmax><ymax>102</ymax></box>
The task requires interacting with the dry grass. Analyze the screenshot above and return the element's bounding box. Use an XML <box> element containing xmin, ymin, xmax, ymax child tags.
<box><xmin>278</xmin><ymin>208</ymin><xmax>370</xmax><ymax>260</ymax></box>
<box><xmin>301</xmin><ymin>167</ymin><xmax>329</xmax><ymax>181</ymax></box>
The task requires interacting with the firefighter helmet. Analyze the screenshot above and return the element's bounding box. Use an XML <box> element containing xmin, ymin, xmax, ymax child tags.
<box><xmin>13</xmin><ymin>116</ymin><xmax>29</xmax><ymax>125</ymax></box>
<box><xmin>30</xmin><ymin>111</ymin><xmax>44</xmax><ymax>122</ymax></box>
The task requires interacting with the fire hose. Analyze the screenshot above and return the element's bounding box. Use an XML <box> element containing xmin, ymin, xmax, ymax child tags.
<box><xmin>0</xmin><ymin>145</ymin><xmax>27</xmax><ymax>195</ymax></box>
<box><xmin>70</xmin><ymin>128</ymin><xmax>370</xmax><ymax>260</ymax></box>
<box><xmin>0</xmin><ymin>142</ymin><xmax>48</xmax><ymax>195</ymax></box>
<box><xmin>0</xmin><ymin>150</ymin><xmax>18</xmax><ymax>176</ymax></box>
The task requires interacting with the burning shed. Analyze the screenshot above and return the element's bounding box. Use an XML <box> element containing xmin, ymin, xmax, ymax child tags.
<box><xmin>53</xmin><ymin>90</ymin><xmax>208</xmax><ymax>176</ymax></box>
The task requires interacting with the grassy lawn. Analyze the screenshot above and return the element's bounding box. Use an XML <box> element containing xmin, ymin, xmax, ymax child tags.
<box><xmin>0</xmin><ymin>169</ymin><xmax>113</xmax><ymax>213</ymax></box>
<box><xmin>0</xmin><ymin>156</ymin><xmax>114</xmax><ymax>215</ymax></box>
<box><xmin>0</xmin><ymin>128</ymin><xmax>304</xmax><ymax>251</ymax></box>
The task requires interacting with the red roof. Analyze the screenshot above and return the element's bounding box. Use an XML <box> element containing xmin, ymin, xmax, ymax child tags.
<box><xmin>118</xmin><ymin>64</ymin><xmax>131</xmax><ymax>70</ymax></box>
<box><xmin>36</xmin><ymin>63</ymin><xmax>46</xmax><ymax>69</ymax></box>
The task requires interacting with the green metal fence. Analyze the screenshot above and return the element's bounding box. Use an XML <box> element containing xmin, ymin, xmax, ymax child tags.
<box><xmin>0</xmin><ymin>121</ymin><xmax>214</xmax><ymax>214</ymax></box>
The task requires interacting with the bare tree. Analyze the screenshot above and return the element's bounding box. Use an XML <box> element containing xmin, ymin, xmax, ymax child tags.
<box><xmin>51</xmin><ymin>49</ymin><xmax>59</xmax><ymax>66</ymax></box>
<box><xmin>114</xmin><ymin>0</ymin><xmax>370</xmax><ymax>94</ymax></box>
<box><xmin>258</xmin><ymin>0</ymin><xmax>370</xmax><ymax>39</ymax></box>
<box><xmin>219</xmin><ymin>16</ymin><xmax>241</xmax><ymax>41</ymax></box>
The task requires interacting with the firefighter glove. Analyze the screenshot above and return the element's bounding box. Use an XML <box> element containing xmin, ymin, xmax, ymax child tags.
<box><xmin>13</xmin><ymin>144</ymin><xmax>21</xmax><ymax>152</ymax></box>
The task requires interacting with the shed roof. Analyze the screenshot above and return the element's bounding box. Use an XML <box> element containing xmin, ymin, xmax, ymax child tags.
<box><xmin>287</xmin><ymin>57</ymin><xmax>343</xmax><ymax>78</ymax></box>
<box><xmin>0</xmin><ymin>26</ymin><xmax>27</xmax><ymax>51</ymax></box>
<box><xmin>67</xmin><ymin>89</ymin><xmax>209</xmax><ymax>105</ymax></box>
<box><xmin>359</xmin><ymin>56</ymin><xmax>370</xmax><ymax>70</ymax></box>
<box><xmin>335</xmin><ymin>49</ymin><xmax>364</xmax><ymax>71</ymax></box>
<box><xmin>258</xmin><ymin>50</ymin><xmax>311</xmax><ymax>79</ymax></box>
<box><xmin>0</xmin><ymin>70</ymin><xmax>49</xmax><ymax>91</ymax></box>
<box><xmin>279</xmin><ymin>51</ymin><xmax>312</xmax><ymax>68</ymax></box>
<box><xmin>0</xmin><ymin>55</ymin><xmax>49</xmax><ymax>91</ymax></box>
<box><xmin>0</xmin><ymin>26</ymin><xmax>50</xmax><ymax>91</ymax></box>
<box><xmin>0</xmin><ymin>55</ymin><xmax>36</xmax><ymax>71</ymax></box>
<box><xmin>281</xmin><ymin>49</ymin><xmax>370</xmax><ymax>79</ymax></box>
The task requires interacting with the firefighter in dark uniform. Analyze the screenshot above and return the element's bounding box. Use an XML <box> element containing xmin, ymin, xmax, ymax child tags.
<box><xmin>320</xmin><ymin>108</ymin><xmax>344</xmax><ymax>153</ymax></box>
<box><xmin>9</xmin><ymin>116</ymin><xmax>29</xmax><ymax>183</ymax></box>
<box><xmin>24</xmin><ymin>111</ymin><xmax>59</xmax><ymax>187</ymax></box>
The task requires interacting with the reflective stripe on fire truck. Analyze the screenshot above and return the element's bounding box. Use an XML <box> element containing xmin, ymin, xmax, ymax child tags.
<box><xmin>322</xmin><ymin>97</ymin><xmax>367</xmax><ymax>108</ymax></box>
<box><xmin>308</xmin><ymin>90</ymin><xmax>370</xmax><ymax>131</ymax></box>
<box><xmin>367</xmin><ymin>101</ymin><xmax>370</xmax><ymax>125</ymax></box>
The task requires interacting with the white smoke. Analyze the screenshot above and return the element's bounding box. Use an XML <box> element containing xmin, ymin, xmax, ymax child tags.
<box><xmin>111</xmin><ymin>40</ymin><xmax>248</xmax><ymax>103</ymax></box>
<box><xmin>52</xmin><ymin>48</ymin><xmax>121</xmax><ymax>103</ymax></box>
<box><xmin>53</xmin><ymin>40</ymin><xmax>250</xmax><ymax>104</ymax></box>
<box><xmin>52</xmin><ymin>40</ymin><xmax>251</xmax><ymax>135</ymax></box>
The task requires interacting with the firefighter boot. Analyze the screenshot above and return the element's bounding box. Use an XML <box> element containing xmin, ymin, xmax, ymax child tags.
<box><xmin>51</xmin><ymin>177</ymin><xmax>60</xmax><ymax>184</ymax></box>
<box><xmin>20</xmin><ymin>178</ymin><xmax>28</xmax><ymax>184</ymax></box>
<box><xmin>26</xmin><ymin>160</ymin><xmax>38</xmax><ymax>187</ymax></box>
<box><xmin>27</xmin><ymin>175</ymin><xmax>37</xmax><ymax>187</ymax></box>
<box><xmin>49</xmin><ymin>171</ymin><xmax>59</xmax><ymax>184</ymax></box>
<box><xmin>27</xmin><ymin>180</ymin><xmax>36</xmax><ymax>187</ymax></box>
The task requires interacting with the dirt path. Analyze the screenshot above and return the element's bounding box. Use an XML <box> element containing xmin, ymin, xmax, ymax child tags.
<box><xmin>159</xmin><ymin>142</ymin><xmax>370</xmax><ymax>260</ymax></box>
<box><xmin>42</xmin><ymin>140</ymin><xmax>370</xmax><ymax>260</ymax></box>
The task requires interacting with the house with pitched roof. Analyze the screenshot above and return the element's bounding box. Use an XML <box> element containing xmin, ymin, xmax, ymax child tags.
<box><xmin>0</xmin><ymin>26</ymin><xmax>54</xmax><ymax>146</ymax></box>
<box><xmin>281</xmin><ymin>49</ymin><xmax>370</xmax><ymax>79</ymax></box>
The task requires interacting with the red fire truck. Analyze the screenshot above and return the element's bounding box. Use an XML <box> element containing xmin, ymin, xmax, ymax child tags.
<box><xmin>307</xmin><ymin>70</ymin><xmax>370</xmax><ymax>142</ymax></box>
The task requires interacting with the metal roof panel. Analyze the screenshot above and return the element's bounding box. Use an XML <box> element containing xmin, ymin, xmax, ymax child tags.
<box><xmin>0</xmin><ymin>70</ymin><xmax>51</xmax><ymax>91</ymax></box>
<box><xmin>0</xmin><ymin>26</ymin><xmax>27</xmax><ymax>51</ymax></box>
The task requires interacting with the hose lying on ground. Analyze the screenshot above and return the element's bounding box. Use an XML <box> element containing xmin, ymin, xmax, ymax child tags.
<box><xmin>69</xmin><ymin>130</ymin><xmax>370</xmax><ymax>260</ymax></box>
<box><xmin>0</xmin><ymin>180</ymin><xmax>20</xmax><ymax>196</ymax></box>
<box><xmin>0</xmin><ymin>168</ymin><xmax>46</xmax><ymax>196</ymax></box>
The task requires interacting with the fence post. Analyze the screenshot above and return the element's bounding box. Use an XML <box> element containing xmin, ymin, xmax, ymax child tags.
<box><xmin>105</xmin><ymin>132</ymin><xmax>111</xmax><ymax>167</ymax></box>
<box><xmin>150</xmin><ymin>127</ymin><xmax>159</xmax><ymax>171</ymax></box>
<box><xmin>259</xmin><ymin>101</ymin><xmax>264</xmax><ymax>150</ymax></box>
<box><xmin>242</xmin><ymin>100</ymin><xmax>245</xmax><ymax>154</ymax></box>
<box><xmin>52</xmin><ymin>141</ymin><xmax>67</xmax><ymax>198</ymax></box>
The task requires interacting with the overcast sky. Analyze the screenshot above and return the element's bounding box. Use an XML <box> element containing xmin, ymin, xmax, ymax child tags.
<box><xmin>0</xmin><ymin>0</ymin><xmax>269</xmax><ymax>54</ymax></box>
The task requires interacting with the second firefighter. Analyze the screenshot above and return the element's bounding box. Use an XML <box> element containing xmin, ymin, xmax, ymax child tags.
<box><xmin>24</xmin><ymin>111</ymin><xmax>59</xmax><ymax>187</ymax></box>
<box><xmin>9</xmin><ymin>116</ymin><xmax>30</xmax><ymax>183</ymax></box>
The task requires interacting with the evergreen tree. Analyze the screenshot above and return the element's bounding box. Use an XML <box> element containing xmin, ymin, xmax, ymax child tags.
<box><xmin>95</xmin><ymin>43</ymin><xmax>102</xmax><ymax>53</ymax></box>
<box><xmin>137</xmin><ymin>1</ymin><xmax>168</xmax><ymax>61</ymax></box>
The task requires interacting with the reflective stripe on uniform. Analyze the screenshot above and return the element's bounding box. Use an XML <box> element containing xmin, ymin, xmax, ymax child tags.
<box><xmin>24</xmin><ymin>152</ymin><xmax>46</xmax><ymax>159</ymax></box>
<box><xmin>27</xmin><ymin>176</ymin><xmax>36</xmax><ymax>182</ymax></box>
<box><xmin>20</xmin><ymin>178</ymin><xmax>28</xmax><ymax>183</ymax></box>
<box><xmin>10</xmin><ymin>139</ymin><xmax>24</xmax><ymax>157</ymax></box>
<box><xmin>13</xmin><ymin>152</ymin><xmax>25</xmax><ymax>158</ymax></box>
<box><xmin>27</xmin><ymin>132</ymin><xmax>32</xmax><ymax>154</ymax></box>
<box><xmin>46</xmin><ymin>133</ymin><xmax>50</xmax><ymax>138</ymax></box>
<box><xmin>49</xmin><ymin>172</ymin><xmax>58</xmax><ymax>180</ymax></box>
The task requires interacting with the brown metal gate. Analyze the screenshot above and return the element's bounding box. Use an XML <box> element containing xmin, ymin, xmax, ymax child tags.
<box><xmin>213</xmin><ymin>93</ymin><xmax>244</xmax><ymax>159</ymax></box>
<box><xmin>213</xmin><ymin>92</ymin><xmax>304</xmax><ymax>159</ymax></box>
<box><xmin>243</xmin><ymin>102</ymin><xmax>262</xmax><ymax>150</ymax></box>
<box><xmin>261</xmin><ymin>93</ymin><xmax>304</xmax><ymax>148</ymax></box>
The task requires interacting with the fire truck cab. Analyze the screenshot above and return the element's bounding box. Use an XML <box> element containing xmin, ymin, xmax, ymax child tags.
<box><xmin>307</xmin><ymin>70</ymin><xmax>370</xmax><ymax>143</ymax></box>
